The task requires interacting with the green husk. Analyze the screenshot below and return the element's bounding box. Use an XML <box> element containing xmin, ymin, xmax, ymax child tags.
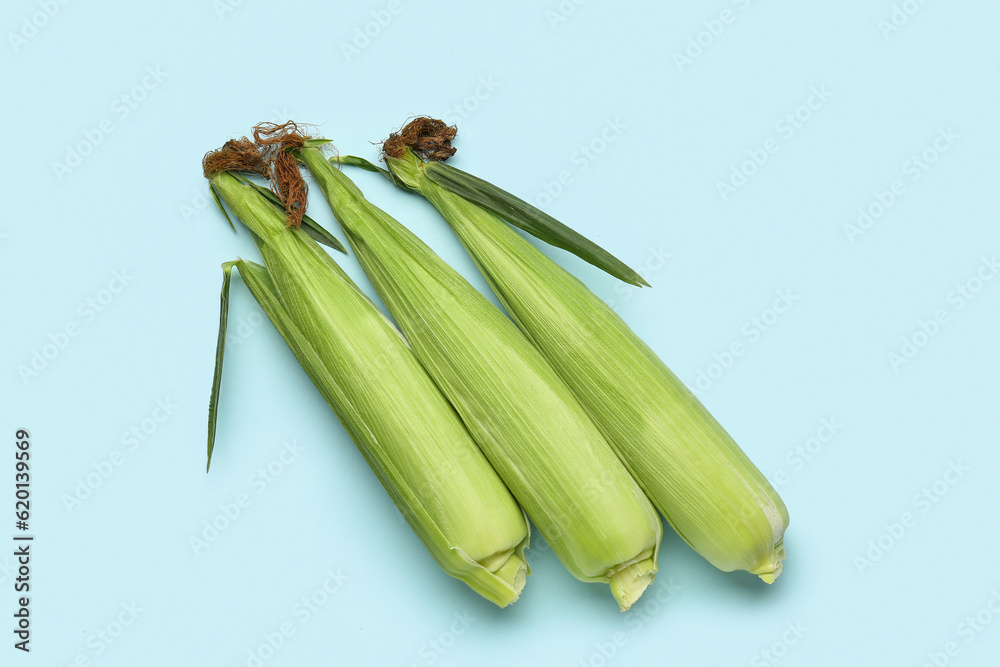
<box><xmin>378</xmin><ymin>147</ymin><xmax>789</xmax><ymax>584</ymax></box>
<box><xmin>423</xmin><ymin>161</ymin><xmax>648</xmax><ymax>287</ymax></box>
<box><xmin>301</xmin><ymin>146</ymin><xmax>662</xmax><ymax>610</ymax></box>
<box><xmin>205</xmin><ymin>169</ymin><xmax>530</xmax><ymax>607</ymax></box>
<box><xmin>228</xmin><ymin>172</ymin><xmax>347</xmax><ymax>252</ymax></box>
<box><xmin>335</xmin><ymin>154</ymin><xmax>646</xmax><ymax>287</ymax></box>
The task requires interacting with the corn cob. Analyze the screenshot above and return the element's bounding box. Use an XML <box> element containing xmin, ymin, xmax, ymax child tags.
<box><xmin>299</xmin><ymin>143</ymin><xmax>662</xmax><ymax>611</ymax></box>
<box><xmin>368</xmin><ymin>125</ymin><xmax>788</xmax><ymax>583</ymax></box>
<box><xmin>204</xmin><ymin>150</ymin><xmax>530</xmax><ymax>607</ymax></box>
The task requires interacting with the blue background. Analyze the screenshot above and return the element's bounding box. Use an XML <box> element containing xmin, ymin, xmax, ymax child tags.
<box><xmin>2</xmin><ymin>1</ymin><xmax>998</xmax><ymax>665</ymax></box>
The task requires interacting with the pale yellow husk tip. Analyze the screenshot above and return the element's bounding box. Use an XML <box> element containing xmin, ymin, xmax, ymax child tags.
<box><xmin>609</xmin><ymin>556</ymin><xmax>657</xmax><ymax>611</ymax></box>
<box><xmin>751</xmin><ymin>540</ymin><xmax>786</xmax><ymax>584</ymax></box>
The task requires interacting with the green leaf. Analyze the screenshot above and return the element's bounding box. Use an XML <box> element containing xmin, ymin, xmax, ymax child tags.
<box><xmin>299</xmin><ymin>215</ymin><xmax>348</xmax><ymax>253</ymax></box>
<box><xmin>230</xmin><ymin>172</ymin><xmax>347</xmax><ymax>253</ymax></box>
<box><xmin>209</xmin><ymin>184</ymin><xmax>236</xmax><ymax>232</ymax></box>
<box><xmin>423</xmin><ymin>161</ymin><xmax>649</xmax><ymax>287</ymax></box>
<box><xmin>207</xmin><ymin>261</ymin><xmax>236</xmax><ymax>472</ymax></box>
<box><xmin>303</xmin><ymin>138</ymin><xmax>333</xmax><ymax>148</ymax></box>
<box><xmin>336</xmin><ymin>154</ymin><xmax>388</xmax><ymax>175</ymax></box>
<box><xmin>334</xmin><ymin>155</ymin><xmax>421</xmax><ymax>193</ymax></box>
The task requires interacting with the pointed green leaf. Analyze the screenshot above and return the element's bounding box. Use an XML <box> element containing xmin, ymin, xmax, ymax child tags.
<box><xmin>336</xmin><ymin>154</ymin><xmax>389</xmax><ymax>176</ymax></box>
<box><xmin>336</xmin><ymin>155</ymin><xmax>416</xmax><ymax>191</ymax></box>
<box><xmin>209</xmin><ymin>184</ymin><xmax>236</xmax><ymax>232</ymax></box>
<box><xmin>303</xmin><ymin>138</ymin><xmax>333</xmax><ymax>148</ymax></box>
<box><xmin>423</xmin><ymin>161</ymin><xmax>649</xmax><ymax>287</ymax></box>
<box><xmin>299</xmin><ymin>215</ymin><xmax>348</xmax><ymax>253</ymax></box>
<box><xmin>230</xmin><ymin>172</ymin><xmax>347</xmax><ymax>253</ymax></box>
<box><xmin>207</xmin><ymin>261</ymin><xmax>237</xmax><ymax>472</ymax></box>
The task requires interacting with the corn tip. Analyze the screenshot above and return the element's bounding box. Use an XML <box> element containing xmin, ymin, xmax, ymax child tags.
<box><xmin>609</xmin><ymin>558</ymin><xmax>656</xmax><ymax>611</ymax></box>
<box><xmin>486</xmin><ymin>548</ymin><xmax>528</xmax><ymax>607</ymax></box>
<box><xmin>751</xmin><ymin>540</ymin><xmax>786</xmax><ymax>584</ymax></box>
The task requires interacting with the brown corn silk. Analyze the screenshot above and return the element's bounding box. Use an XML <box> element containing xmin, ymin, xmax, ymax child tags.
<box><xmin>201</xmin><ymin>123</ymin><xmax>310</xmax><ymax>228</ymax></box>
<box><xmin>383</xmin><ymin>117</ymin><xmax>457</xmax><ymax>162</ymax></box>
